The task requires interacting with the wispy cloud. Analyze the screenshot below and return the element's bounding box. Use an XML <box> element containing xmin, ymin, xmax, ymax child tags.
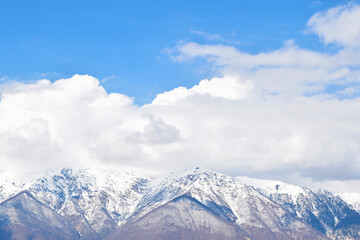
<box><xmin>191</xmin><ymin>30</ymin><xmax>226</xmax><ymax>41</ymax></box>
<box><xmin>100</xmin><ymin>74</ymin><xmax>116</xmax><ymax>83</ymax></box>
<box><xmin>0</xmin><ymin>75</ymin><xmax>9</xmax><ymax>82</ymax></box>
<box><xmin>190</xmin><ymin>30</ymin><xmax>241</xmax><ymax>45</ymax></box>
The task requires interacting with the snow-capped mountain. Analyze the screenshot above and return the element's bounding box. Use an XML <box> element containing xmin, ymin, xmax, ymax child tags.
<box><xmin>131</xmin><ymin>168</ymin><xmax>327</xmax><ymax>239</ymax></box>
<box><xmin>237</xmin><ymin>176</ymin><xmax>360</xmax><ymax>239</ymax></box>
<box><xmin>0</xmin><ymin>167</ymin><xmax>359</xmax><ymax>239</ymax></box>
<box><xmin>111</xmin><ymin>168</ymin><xmax>328</xmax><ymax>240</ymax></box>
<box><xmin>0</xmin><ymin>168</ymin><xmax>150</xmax><ymax>239</ymax></box>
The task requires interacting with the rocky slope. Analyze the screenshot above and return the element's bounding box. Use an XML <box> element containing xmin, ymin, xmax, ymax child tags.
<box><xmin>106</xmin><ymin>195</ymin><xmax>248</xmax><ymax>240</ymax></box>
<box><xmin>238</xmin><ymin>176</ymin><xmax>360</xmax><ymax>239</ymax></box>
<box><xmin>0</xmin><ymin>191</ymin><xmax>80</xmax><ymax>240</ymax></box>
<box><xmin>132</xmin><ymin>169</ymin><xmax>327</xmax><ymax>239</ymax></box>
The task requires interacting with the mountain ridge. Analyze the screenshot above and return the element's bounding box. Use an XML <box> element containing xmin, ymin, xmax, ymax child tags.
<box><xmin>0</xmin><ymin>167</ymin><xmax>359</xmax><ymax>239</ymax></box>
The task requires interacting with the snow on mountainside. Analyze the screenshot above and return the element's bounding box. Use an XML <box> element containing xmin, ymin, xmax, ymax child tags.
<box><xmin>236</xmin><ymin>176</ymin><xmax>305</xmax><ymax>200</ymax></box>
<box><xmin>107</xmin><ymin>195</ymin><xmax>248</xmax><ymax>240</ymax></box>
<box><xmin>339</xmin><ymin>193</ymin><xmax>360</xmax><ymax>213</ymax></box>
<box><xmin>0</xmin><ymin>171</ymin><xmax>40</xmax><ymax>203</ymax></box>
<box><xmin>0</xmin><ymin>168</ymin><xmax>150</xmax><ymax>239</ymax></box>
<box><xmin>0</xmin><ymin>167</ymin><xmax>359</xmax><ymax>239</ymax></box>
<box><xmin>237</xmin><ymin>176</ymin><xmax>360</xmax><ymax>239</ymax></box>
<box><xmin>132</xmin><ymin>168</ymin><xmax>327</xmax><ymax>239</ymax></box>
<box><xmin>34</xmin><ymin>168</ymin><xmax>150</xmax><ymax>238</ymax></box>
<box><xmin>0</xmin><ymin>191</ymin><xmax>80</xmax><ymax>239</ymax></box>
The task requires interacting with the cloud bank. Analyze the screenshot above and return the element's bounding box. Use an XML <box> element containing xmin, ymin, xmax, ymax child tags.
<box><xmin>0</xmin><ymin>3</ymin><xmax>359</xmax><ymax>192</ymax></box>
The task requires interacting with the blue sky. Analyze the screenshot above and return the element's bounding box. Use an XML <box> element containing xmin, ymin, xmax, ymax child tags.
<box><xmin>0</xmin><ymin>0</ymin><xmax>353</xmax><ymax>104</ymax></box>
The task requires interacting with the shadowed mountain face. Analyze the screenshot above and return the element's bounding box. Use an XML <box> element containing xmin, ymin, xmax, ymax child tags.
<box><xmin>0</xmin><ymin>168</ymin><xmax>358</xmax><ymax>239</ymax></box>
<box><xmin>106</xmin><ymin>195</ymin><xmax>248</xmax><ymax>240</ymax></box>
<box><xmin>237</xmin><ymin>176</ymin><xmax>360</xmax><ymax>239</ymax></box>
<box><xmin>128</xmin><ymin>170</ymin><xmax>329</xmax><ymax>240</ymax></box>
<box><xmin>106</xmin><ymin>195</ymin><xmax>327</xmax><ymax>240</ymax></box>
<box><xmin>59</xmin><ymin>198</ymin><xmax>99</xmax><ymax>240</ymax></box>
<box><xmin>265</xmin><ymin>190</ymin><xmax>360</xmax><ymax>239</ymax></box>
<box><xmin>31</xmin><ymin>168</ymin><xmax>149</xmax><ymax>238</ymax></box>
<box><xmin>0</xmin><ymin>191</ymin><xmax>80</xmax><ymax>240</ymax></box>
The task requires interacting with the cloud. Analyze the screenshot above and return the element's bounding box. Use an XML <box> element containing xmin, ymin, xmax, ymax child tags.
<box><xmin>150</xmin><ymin>3</ymin><xmax>360</xmax><ymax>189</ymax></box>
<box><xmin>146</xmin><ymin>88</ymin><xmax>360</xmax><ymax>184</ymax></box>
<box><xmin>152</xmin><ymin>75</ymin><xmax>253</xmax><ymax>105</ymax></box>
<box><xmin>0</xmin><ymin>75</ymin><xmax>181</xmax><ymax>173</ymax></box>
<box><xmin>174</xmin><ymin>40</ymin><xmax>360</xmax><ymax>97</ymax></box>
<box><xmin>127</xmin><ymin>117</ymin><xmax>180</xmax><ymax>144</ymax></box>
<box><xmin>307</xmin><ymin>3</ymin><xmax>360</xmax><ymax>48</ymax></box>
<box><xmin>100</xmin><ymin>74</ymin><xmax>116</xmax><ymax>83</ymax></box>
<box><xmin>0</xmin><ymin>75</ymin><xmax>9</xmax><ymax>82</ymax></box>
<box><xmin>0</xmin><ymin>73</ymin><xmax>359</xmax><ymax>192</ymax></box>
<box><xmin>338</xmin><ymin>85</ymin><xmax>360</xmax><ymax>96</ymax></box>
<box><xmin>0</xmin><ymin>4</ymin><xmax>360</xmax><ymax>193</ymax></box>
<box><xmin>191</xmin><ymin>30</ymin><xmax>226</xmax><ymax>42</ymax></box>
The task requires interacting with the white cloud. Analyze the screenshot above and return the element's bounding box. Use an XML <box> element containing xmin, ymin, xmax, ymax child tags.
<box><xmin>152</xmin><ymin>75</ymin><xmax>253</xmax><ymax>105</ymax></box>
<box><xmin>338</xmin><ymin>85</ymin><xmax>360</xmax><ymax>96</ymax></box>
<box><xmin>127</xmin><ymin>117</ymin><xmax>180</xmax><ymax>144</ymax></box>
<box><xmin>145</xmin><ymin>90</ymin><xmax>360</xmax><ymax>184</ymax></box>
<box><xmin>0</xmin><ymin>73</ymin><xmax>359</xmax><ymax>193</ymax></box>
<box><xmin>307</xmin><ymin>4</ymin><xmax>360</xmax><ymax>48</ymax></box>
<box><xmin>0</xmin><ymin>75</ymin><xmax>180</xmax><ymax>173</ymax></box>
<box><xmin>174</xmin><ymin>40</ymin><xmax>360</xmax><ymax>97</ymax></box>
<box><xmin>100</xmin><ymin>74</ymin><xmax>116</xmax><ymax>83</ymax></box>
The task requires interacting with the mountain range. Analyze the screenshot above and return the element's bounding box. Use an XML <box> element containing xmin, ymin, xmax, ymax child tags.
<box><xmin>0</xmin><ymin>168</ymin><xmax>359</xmax><ymax>240</ymax></box>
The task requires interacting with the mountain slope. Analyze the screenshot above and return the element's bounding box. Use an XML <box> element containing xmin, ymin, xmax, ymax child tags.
<box><xmin>237</xmin><ymin>176</ymin><xmax>360</xmax><ymax>239</ymax></box>
<box><xmin>131</xmin><ymin>168</ymin><xmax>328</xmax><ymax>240</ymax></box>
<box><xmin>30</xmin><ymin>168</ymin><xmax>150</xmax><ymax>238</ymax></box>
<box><xmin>106</xmin><ymin>195</ymin><xmax>248</xmax><ymax>240</ymax></box>
<box><xmin>339</xmin><ymin>193</ymin><xmax>360</xmax><ymax>213</ymax></box>
<box><xmin>0</xmin><ymin>168</ymin><xmax>150</xmax><ymax>238</ymax></box>
<box><xmin>58</xmin><ymin>198</ymin><xmax>99</xmax><ymax>240</ymax></box>
<box><xmin>0</xmin><ymin>191</ymin><xmax>80</xmax><ymax>240</ymax></box>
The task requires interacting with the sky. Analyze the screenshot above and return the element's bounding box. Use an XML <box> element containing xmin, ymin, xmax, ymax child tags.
<box><xmin>0</xmin><ymin>0</ymin><xmax>360</xmax><ymax>192</ymax></box>
<box><xmin>0</xmin><ymin>0</ymin><xmax>354</xmax><ymax>104</ymax></box>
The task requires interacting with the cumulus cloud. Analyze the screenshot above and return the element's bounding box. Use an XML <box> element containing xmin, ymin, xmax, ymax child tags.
<box><xmin>152</xmin><ymin>75</ymin><xmax>253</xmax><ymax>105</ymax></box>
<box><xmin>0</xmin><ymin>3</ymin><xmax>360</xmax><ymax>193</ymax></box>
<box><xmin>146</xmin><ymin>91</ymin><xmax>360</xmax><ymax>182</ymax></box>
<box><xmin>0</xmin><ymin>75</ymin><xmax>181</xmax><ymax>173</ymax></box>
<box><xmin>127</xmin><ymin>117</ymin><xmax>180</xmax><ymax>144</ymax></box>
